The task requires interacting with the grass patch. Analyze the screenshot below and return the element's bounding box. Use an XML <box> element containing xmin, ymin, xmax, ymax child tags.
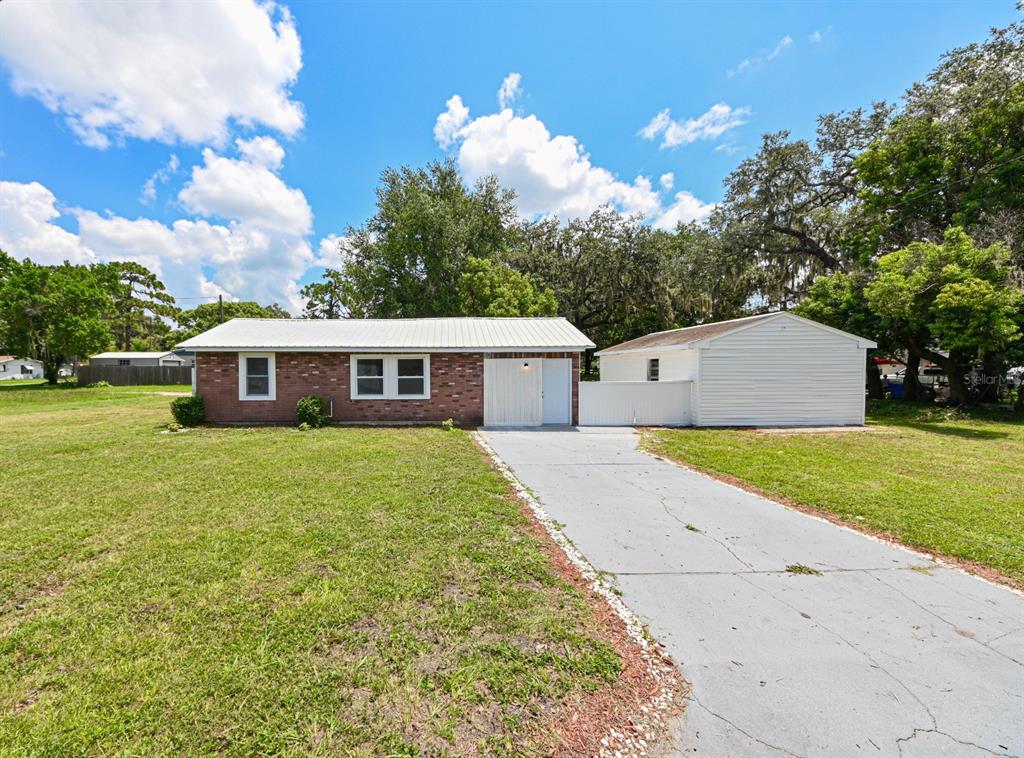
<box><xmin>784</xmin><ymin>564</ymin><xmax>822</xmax><ymax>576</ymax></box>
<box><xmin>0</xmin><ymin>388</ymin><xmax>621</xmax><ymax>754</ymax></box>
<box><xmin>646</xmin><ymin>400</ymin><xmax>1024</xmax><ymax>584</ymax></box>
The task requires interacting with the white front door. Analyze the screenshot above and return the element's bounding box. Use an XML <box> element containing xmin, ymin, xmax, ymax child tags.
<box><xmin>542</xmin><ymin>358</ymin><xmax>571</xmax><ymax>425</ymax></box>
<box><xmin>484</xmin><ymin>358</ymin><xmax>543</xmax><ymax>426</ymax></box>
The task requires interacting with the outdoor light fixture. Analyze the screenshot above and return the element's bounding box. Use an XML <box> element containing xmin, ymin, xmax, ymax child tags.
<box><xmin>522</xmin><ymin>361</ymin><xmax>530</xmax><ymax>369</ymax></box>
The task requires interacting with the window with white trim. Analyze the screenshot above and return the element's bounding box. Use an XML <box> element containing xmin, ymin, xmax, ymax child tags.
<box><xmin>396</xmin><ymin>357</ymin><xmax>426</xmax><ymax>396</ymax></box>
<box><xmin>351</xmin><ymin>355</ymin><xmax>430</xmax><ymax>400</ymax></box>
<box><xmin>238</xmin><ymin>352</ymin><xmax>276</xmax><ymax>401</ymax></box>
<box><xmin>354</xmin><ymin>357</ymin><xmax>385</xmax><ymax>397</ymax></box>
<box><xmin>647</xmin><ymin>358</ymin><xmax>659</xmax><ymax>382</ymax></box>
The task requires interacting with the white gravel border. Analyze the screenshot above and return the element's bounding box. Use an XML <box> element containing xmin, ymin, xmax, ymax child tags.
<box><xmin>473</xmin><ymin>432</ymin><xmax>683</xmax><ymax>757</ymax></box>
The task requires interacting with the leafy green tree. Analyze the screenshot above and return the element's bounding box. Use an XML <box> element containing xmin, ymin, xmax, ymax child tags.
<box><xmin>99</xmin><ymin>261</ymin><xmax>178</xmax><ymax>350</ymax></box>
<box><xmin>856</xmin><ymin>23</ymin><xmax>1024</xmax><ymax>254</ymax></box>
<box><xmin>712</xmin><ymin>105</ymin><xmax>891</xmax><ymax>308</ymax></box>
<box><xmin>333</xmin><ymin>160</ymin><xmax>519</xmax><ymax>317</ymax></box>
<box><xmin>661</xmin><ymin>224</ymin><xmax>759</xmax><ymax>325</ymax></box>
<box><xmin>300</xmin><ymin>268</ymin><xmax>346</xmax><ymax>319</ymax></box>
<box><xmin>0</xmin><ymin>253</ymin><xmax>114</xmax><ymax>383</ymax></box>
<box><xmin>510</xmin><ymin>207</ymin><xmax>674</xmax><ymax>373</ymax></box>
<box><xmin>169</xmin><ymin>301</ymin><xmax>290</xmax><ymax>345</ymax></box>
<box><xmin>865</xmin><ymin>228</ymin><xmax>1021</xmax><ymax>405</ymax></box>
<box><xmin>456</xmin><ymin>257</ymin><xmax>557</xmax><ymax>317</ymax></box>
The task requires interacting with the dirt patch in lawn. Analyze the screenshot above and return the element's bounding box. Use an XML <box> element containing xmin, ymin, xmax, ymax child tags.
<box><xmin>643</xmin><ymin>438</ymin><xmax>1022</xmax><ymax>593</ymax></box>
<box><xmin>474</xmin><ymin>434</ymin><xmax>688</xmax><ymax>757</ymax></box>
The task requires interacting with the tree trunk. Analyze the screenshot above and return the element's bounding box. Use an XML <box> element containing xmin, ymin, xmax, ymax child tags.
<box><xmin>1017</xmin><ymin>382</ymin><xmax>1024</xmax><ymax>411</ymax></box>
<box><xmin>979</xmin><ymin>356</ymin><xmax>999</xmax><ymax>403</ymax></box>
<box><xmin>43</xmin><ymin>359</ymin><xmax>60</xmax><ymax>385</ymax></box>
<box><xmin>906</xmin><ymin>349</ymin><xmax>922</xmax><ymax>401</ymax></box>
<box><xmin>583</xmin><ymin>349</ymin><xmax>594</xmax><ymax>379</ymax></box>
<box><xmin>946</xmin><ymin>367</ymin><xmax>972</xmax><ymax>407</ymax></box>
<box><xmin>865</xmin><ymin>352</ymin><xmax>883</xmax><ymax>399</ymax></box>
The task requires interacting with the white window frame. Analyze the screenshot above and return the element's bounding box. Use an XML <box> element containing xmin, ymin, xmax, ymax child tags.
<box><xmin>350</xmin><ymin>354</ymin><xmax>430</xmax><ymax>400</ymax></box>
<box><xmin>238</xmin><ymin>352</ymin><xmax>276</xmax><ymax>401</ymax></box>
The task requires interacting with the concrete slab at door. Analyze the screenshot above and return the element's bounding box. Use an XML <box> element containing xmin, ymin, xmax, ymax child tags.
<box><xmin>484</xmin><ymin>358</ymin><xmax>542</xmax><ymax>426</ymax></box>
<box><xmin>542</xmin><ymin>358</ymin><xmax>571</xmax><ymax>424</ymax></box>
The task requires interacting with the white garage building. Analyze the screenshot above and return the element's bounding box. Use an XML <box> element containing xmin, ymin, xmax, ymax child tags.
<box><xmin>594</xmin><ymin>312</ymin><xmax>875</xmax><ymax>427</ymax></box>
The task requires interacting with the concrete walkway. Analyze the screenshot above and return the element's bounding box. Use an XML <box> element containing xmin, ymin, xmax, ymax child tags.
<box><xmin>479</xmin><ymin>428</ymin><xmax>1024</xmax><ymax>758</ymax></box>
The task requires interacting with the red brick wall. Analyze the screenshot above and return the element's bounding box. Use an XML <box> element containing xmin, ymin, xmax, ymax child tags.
<box><xmin>195</xmin><ymin>351</ymin><xmax>581</xmax><ymax>426</ymax></box>
<box><xmin>196</xmin><ymin>352</ymin><xmax>479</xmax><ymax>425</ymax></box>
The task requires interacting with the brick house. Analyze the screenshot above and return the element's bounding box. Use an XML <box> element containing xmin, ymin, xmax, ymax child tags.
<box><xmin>177</xmin><ymin>317</ymin><xmax>594</xmax><ymax>426</ymax></box>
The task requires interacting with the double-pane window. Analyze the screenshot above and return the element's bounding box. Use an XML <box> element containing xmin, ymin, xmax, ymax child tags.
<box><xmin>355</xmin><ymin>358</ymin><xmax>385</xmax><ymax>397</ymax></box>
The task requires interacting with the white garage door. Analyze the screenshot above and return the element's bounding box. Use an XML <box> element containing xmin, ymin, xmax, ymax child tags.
<box><xmin>484</xmin><ymin>358</ymin><xmax>572</xmax><ymax>426</ymax></box>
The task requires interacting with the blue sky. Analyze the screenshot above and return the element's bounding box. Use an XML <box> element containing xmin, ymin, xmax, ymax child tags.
<box><xmin>0</xmin><ymin>1</ymin><xmax>1017</xmax><ymax>311</ymax></box>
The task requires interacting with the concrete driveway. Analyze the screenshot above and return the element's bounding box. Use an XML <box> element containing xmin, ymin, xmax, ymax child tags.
<box><xmin>479</xmin><ymin>428</ymin><xmax>1023</xmax><ymax>758</ymax></box>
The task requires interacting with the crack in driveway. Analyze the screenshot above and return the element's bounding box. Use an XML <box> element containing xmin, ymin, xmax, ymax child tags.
<box><xmin>686</xmin><ymin>693</ymin><xmax>809</xmax><ymax>758</ymax></box>
<box><xmin>871</xmin><ymin>572</ymin><xmax>1024</xmax><ymax>668</ymax></box>
<box><xmin>895</xmin><ymin>727</ymin><xmax>1017</xmax><ymax>757</ymax></box>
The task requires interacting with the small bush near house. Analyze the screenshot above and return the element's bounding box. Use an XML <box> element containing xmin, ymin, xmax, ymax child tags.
<box><xmin>296</xmin><ymin>395</ymin><xmax>327</xmax><ymax>428</ymax></box>
<box><xmin>166</xmin><ymin>422</ymin><xmax>183</xmax><ymax>433</ymax></box>
<box><xmin>441</xmin><ymin>417</ymin><xmax>456</xmax><ymax>431</ymax></box>
<box><xmin>298</xmin><ymin>421</ymin><xmax>312</xmax><ymax>432</ymax></box>
<box><xmin>170</xmin><ymin>396</ymin><xmax>205</xmax><ymax>427</ymax></box>
<box><xmin>85</xmin><ymin>380</ymin><xmax>111</xmax><ymax>388</ymax></box>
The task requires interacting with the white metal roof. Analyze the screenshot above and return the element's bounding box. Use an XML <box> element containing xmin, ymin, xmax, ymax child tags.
<box><xmin>597</xmin><ymin>312</ymin><xmax>876</xmax><ymax>355</ymax></box>
<box><xmin>176</xmin><ymin>318</ymin><xmax>596</xmax><ymax>352</ymax></box>
<box><xmin>91</xmin><ymin>351</ymin><xmax>176</xmax><ymax>359</ymax></box>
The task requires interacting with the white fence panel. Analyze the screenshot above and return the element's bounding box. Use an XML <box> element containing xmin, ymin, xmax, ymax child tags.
<box><xmin>579</xmin><ymin>380</ymin><xmax>692</xmax><ymax>426</ymax></box>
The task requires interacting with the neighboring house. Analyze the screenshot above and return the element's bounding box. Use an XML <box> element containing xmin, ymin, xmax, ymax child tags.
<box><xmin>0</xmin><ymin>356</ymin><xmax>44</xmax><ymax>380</ymax></box>
<box><xmin>596</xmin><ymin>312</ymin><xmax>876</xmax><ymax>426</ymax></box>
<box><xmin>89</xmin><ymin>351</ymin><xmax>194</xmax><ymax>367</ymax></box>
<box><xmin>177</xmin><ymin>317</ymin><xmax>594</xmax><ymax>426</ymax></box>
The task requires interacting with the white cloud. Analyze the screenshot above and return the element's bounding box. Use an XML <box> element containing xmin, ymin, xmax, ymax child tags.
<box><xmin>0</xmin><ymin>181</ymin><xmax>96</xmax><ymax>265</ymax></box>
<box><xmin>497</xmin><ymin>72</ymin><xmax>523</xmax><ymax>109</ymax></box>
<box><xmin>0</xmin><ymin>176</ymin><xmax>314</xmax><ymax>313</ymax></box>
<box><xmin>639</xmin><ymin>103</ymin><xmax>750</xmax><ymax>149</ymax></box>
<box><xmin>728</xmin><ymin>35</ymin><xmax>793</xmax><ymax>77</ymax></box>
<box><xmin>714</xmin><ymin>142</ymin><xmax>741</xmax><ymax>155</ymax></box>
<box><xmin>178</xmin><ymin>142</ymin><xmax>312</xmax><ymax>236</ymax></box>
<box><xmin>652</xmin><ymin>191</ymin><xmax>716</xmax><ymax>230</ymax></box>
<box><xmin>235</xmin><ymin>136</ymin><xmax>286</xmax><ymax>170</ymax></box>
<box><xmin>435</xmin><ymin>83</ymin><xmax>718</xmax><ymax>224</ymax></box>
<box><xmin>0</xmin><ymin>0</ymin><xmax>303</xmax><ymax>148</ymax></box>
<box><xmin>434</xmin><ymin>94</ymin><xmax>470</xmax><ymax>149</ymax></box>
<box><xmin>448</xmin><ymin>108</ymin><xmax>660</xmax><ymax>219</ymax></box>
<box><xmin>810</xmin><ymin>26</ymin><xmax>832</xmax><ymax>43</ymax></box>
<box><xmin>140</xmin><ymin>154</ymin><xmax>180</xmax><ymax>204</ymax></box>
<box><xmin>313</xmin><ymin>233</ymin><xmax>352</xmax><ymax>269</ymax></box>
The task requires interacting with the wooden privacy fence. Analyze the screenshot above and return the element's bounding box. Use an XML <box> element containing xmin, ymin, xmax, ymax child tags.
<box><xmin>579</xmin><ymin>379</ymin><xmax>692</xmax><ymax>426</ymax></box>
<box><xmin>77</xmin><ymin>364</ymin><xmax>193</xmax><ymax>386</ymax></box>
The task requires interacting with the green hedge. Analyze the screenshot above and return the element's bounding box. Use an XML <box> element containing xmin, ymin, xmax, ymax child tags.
<box><xmin>296</xmin><ymin>395</ymin><xmax>327</xmax><ymax>428</ymax></box>
<box><xmin>170</xmin><ymin>396</ymin><xmax>205</xmax><ymax>426</ymax></box>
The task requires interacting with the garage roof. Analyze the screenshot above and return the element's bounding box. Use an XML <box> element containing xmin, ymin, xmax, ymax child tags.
<box><xmin>177</xmin><ymin>317</ymin><xmax>596</xmax><ymax>352</ymax></box>
<box><xmin>597</xmin><ymin>312</ymin><xmax>875</xmax><ymax>355</ymax></box>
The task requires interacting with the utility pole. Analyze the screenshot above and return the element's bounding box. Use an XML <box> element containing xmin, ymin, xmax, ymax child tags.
<box><xmin>219</xmin><ymin>294</ymin><xmax>224</xmax><ymax>324</ymax></box>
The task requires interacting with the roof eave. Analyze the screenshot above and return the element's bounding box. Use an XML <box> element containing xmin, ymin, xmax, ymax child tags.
<box><xmin>181</xmin><ymin>344</ymin><xmax>595</xmax><ymax>353</ymax></box>
<box><xmin>595</xmin><ymin>343</ymin><xmax>694</xmax><ymax>357</ymax></box>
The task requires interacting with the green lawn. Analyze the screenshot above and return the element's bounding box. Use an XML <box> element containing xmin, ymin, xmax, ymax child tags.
<box><xmin>645</xmin><ymin>401</ymin><xmax>1024</xmax><ymax>586</ymax></box>
<box><xmin>0</xmin><ymin>387</ymin><xmax>622</xmax><ymax>755</ymax></box>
